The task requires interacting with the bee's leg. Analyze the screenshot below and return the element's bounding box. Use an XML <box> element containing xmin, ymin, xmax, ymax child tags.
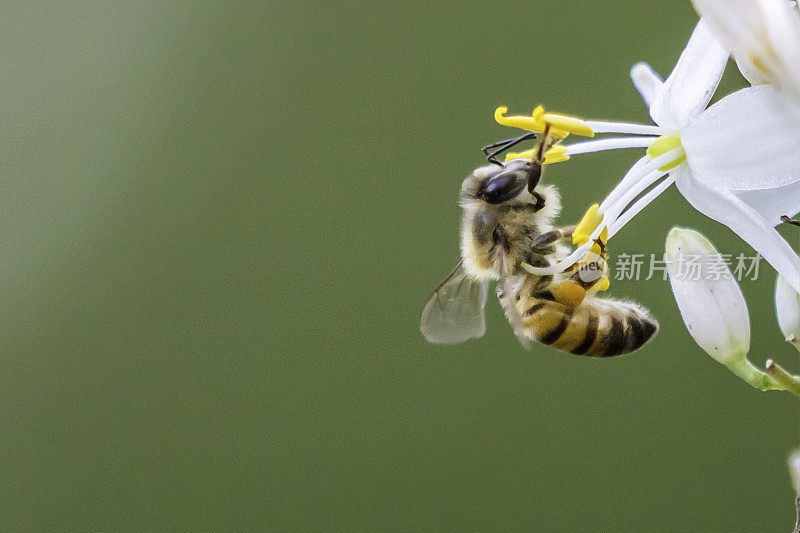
<box><xmin>548</xmin><ymin>264</ymin><xmax>607</xmax><ymax>309</ymax></box>
<box><xmin>530</xmin><ymin>225</ymin><xmax>577</xmax><ymax>252</ymax></box>
<box><xmin>481</xmin><ymin>134</ymin><xmax>533</xmax><ymax>153</ymax></box>
<box><xmin>530</xmin><ymin>231</ymin><xmax>562</xmax><ymax>250</ymax></box>
<box><xmin>781</xmin><ymin>215</ymin><xmax>800</xmax><ymax>227</ymax></box>
<box><xmin>559</xmin><ymin>225</ymin><xmax>576</xmax><ymax>240</ymax></box>
<box><xmin>548</xmin><ymin>279</ymin><xmax>588</xmax><ymax>309</ymax></box>
<box><xmin>549</xmin><ymin>243</ymin><xmax>608</xmax><ymax>309</ymax></box>
<box><xmin>482</xmin><ymin>132</ymin><xmax>538</xmax><ymax>166</ymax></box>
<box><xmin>517</xmin><ymin>255</ymin><xmax>553</xmax><ymax>298</ymax></box>
<box><xmin>527</xmin><ymin>123</ymin><xmax>557</xmax><ymax>193</ymax></box>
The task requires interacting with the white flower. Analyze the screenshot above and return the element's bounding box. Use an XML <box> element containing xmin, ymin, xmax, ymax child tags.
<box><xmin>693</xmin><ymin>0</ymin><xmax>800</xmax><ymax>104</ymax></box>
<box><xmin>512</xmin><ymin>20</ymin><xmax>800</xmax><ymax>295</ymax></box>
<box><xmin>664</xmin><ymin>228</ymin><xmax>799</xmax><ymax>394</ymax></box>
<box><xmin>776</xmin><ymin>274</ymin><xmax>800</xmax><ymax>342</ymax></box>
<box><xmin>665</xmin><ymin>227</ymin><xmax>800</xmax><ymax>395</ymax></box>
<box><xmin>665</xmin><ymin>227</ymin><xmax>750</xmax><ymax>364</ymax></box>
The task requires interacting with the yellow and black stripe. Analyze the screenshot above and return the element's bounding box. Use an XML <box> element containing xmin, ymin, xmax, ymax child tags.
<box><xmin>519</xmin><ymin>297</ymin><xmax>658</xmax><ymax>357</ymax></box>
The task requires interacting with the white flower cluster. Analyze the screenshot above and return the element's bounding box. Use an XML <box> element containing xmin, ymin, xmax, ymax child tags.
<box><xmin>554</xmin><ymin>0</ymin><xmax>800</xmax><ymax>295</ymax></box>
<box><xmin>550</xmin><ymin>0</ymin><xmax>800</xmax><ymax>394</ymax></box>
<box><xmin>644</xmin><ymin>1</ymin><xmax>800</xmax><ymax>395</ymax></box>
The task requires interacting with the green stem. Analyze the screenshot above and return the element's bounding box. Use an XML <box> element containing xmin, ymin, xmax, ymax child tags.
<box><xmin>726</xmin><ymin>358</ymin><xmax>784</xmax><ymax>392</ymax></box>
<box><xmin>766</xmin><ymin>359</ymin><xmax>800</xmax><ymax>398</ymax></box>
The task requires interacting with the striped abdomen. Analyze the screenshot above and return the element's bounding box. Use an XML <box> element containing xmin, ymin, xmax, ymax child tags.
<box><xmin>515</xmin><ymin>296</ymin><xmax>658</xmax><ymax>357</ymax></box>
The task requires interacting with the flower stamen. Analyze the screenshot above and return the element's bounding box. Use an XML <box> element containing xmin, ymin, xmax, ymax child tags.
<box><xmin>494</xmin><ymin>106</ymin><xmax>594</xmax><ymax>138</ymax></box>
<box><xmin>645</xmin><ymin>135</ymin><xmax>686</xmax><ymax>171</ymax></box>
<box><xmin>572</xmin><ymin>204</ymin><xmax>602</xmax><ymax>245</ymax></box>
<box><xmin>505</xmin><ymin>144</ymin><xmax>569</xmax><ymax>164</ymax></box>
<box><xmin>564</xmin><ymin>136</ymin><xmax>658</xmax><ymax>156</ymax></box>
<box><xmin>584</xmin><ymin>120</ymin><xmax>664</xmax><ymax>136</ymax></box>
<box><xmin>609</xmin><ymin>174</ymin><xmax>675</xmax><ymax>237</ymax></box>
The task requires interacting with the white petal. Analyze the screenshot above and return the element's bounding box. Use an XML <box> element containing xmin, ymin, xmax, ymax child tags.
<box><xmin>695</xmin><ymin>0</ymin><xmax>800</xmax><ymax>103</ymax></box>
<box><xmin>649</xmin><ymin>19</ymin><xmax>729</xmax><ymax>128</ymax></box>
<box><xmin>775</xmin><ymin>274</ymin><xmax>800</xmax><ymax>341</ymax></box>
<box><xmin>693</xmin><ymin>0</ymin><xmax>771</xmax><ymax>84</ymax></box>
<box><xmin>675</xmin><ymin>172</ymin><xmax>800</xmax><ymax>294</ymax></box>
<box><xmin>665</xmin><ymin>227</ymin><xmax>750</xmax><ymax>363</ymax></box>
<box><xmin>681</xmin><ymin>85</ymin><xmax>800</xmax><ymax>207</ymax></box>
<box><xmin>734</xmin><ymin>180</ymin><xmax>800</xmax><ymax>226</ymax></box>
<box><xmin>630</xmin><ymin>62</ymin><xmax>664</xmax><ymax>110</ymax></box>
<box><xmin>692</xmin><ymin>1</ymin><xmax>762</xmax><ymax>43</ymax></box>
<box><xmin>759</xmin><ymin>0</ymin><xmax>800</xmax><ymax>103</ymax></box>
<box><xmin>732</xmin><ymin>55</ymin><xmax>772</xmax><ymax>86</ymax></box>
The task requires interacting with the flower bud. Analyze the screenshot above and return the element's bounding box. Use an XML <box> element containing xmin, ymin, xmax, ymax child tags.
<box><xmin>789</xmin><ymin>448</ymin><xmax>800</xmax><ymax>495</ymax></box>
<box><xmin>776</xmin><ymin>275</ymin><xmax>800</xmax><ymax>341</ymax></box>
<box><xmin>665</xmin><ymin>227</ymin><xmax>750</xmax><ymax>364</ymax></box>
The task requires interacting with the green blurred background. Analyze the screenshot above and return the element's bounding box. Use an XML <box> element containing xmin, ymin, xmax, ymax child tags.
<box><xmin>1</xmin><ymin>1</ymin><xmax>798</xmax><ymax>530</ymax></box>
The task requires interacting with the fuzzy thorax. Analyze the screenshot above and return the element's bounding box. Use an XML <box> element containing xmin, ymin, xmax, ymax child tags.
<box><xmin>459</xmin><ymin>163</ymin><xmax>561</xmax><ymax>280</ymax></box>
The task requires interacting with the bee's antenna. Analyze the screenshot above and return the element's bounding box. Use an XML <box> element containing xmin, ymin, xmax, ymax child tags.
<box><xmin>481</xmin><ymin>132</ymin><xmax>537</xmax><ymax>166</ymax></box>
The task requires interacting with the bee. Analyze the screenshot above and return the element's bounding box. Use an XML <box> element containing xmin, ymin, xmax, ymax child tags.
<box><xmin>421</xmin><ymin>128</ymin><xmax>658</xmax><ymax>356</ymax></box>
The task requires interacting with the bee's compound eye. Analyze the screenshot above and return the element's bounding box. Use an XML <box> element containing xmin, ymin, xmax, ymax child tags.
<box><xmin>479</xmin><ymin>172</ymin><xmax>523</xmax><ymax>204</ymax></box>
<box><xmin>484</xmin><ymin>173</ymin><xmax>513</xmax><ymax>195</ymax></box>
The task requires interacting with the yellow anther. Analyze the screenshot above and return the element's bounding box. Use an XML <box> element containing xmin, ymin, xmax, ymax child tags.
<box><xmin>494</xmin><ymin>105</ymin><xmax>593</xmax><ymax>139</ymax></box>
<box><xmin>747</xmin><ymin>52</ymin><xmax>771</xmax><ymax>76</ymax></box>
<box><xmin>494</xmin><ymin>106</ymin><xmax>543</xmax><ymax>133</ymax></box>
<box><xmin>544</xmin><ymin>145</ymin><xmax>569</xmax><ymax>163</ymax></box>
<box><xmin>495</xmin><ymin>105</ymin><xmax>568</xmax><ymax>136</ymax></box>
<box><xmin>504</xmin><ymin>149</ymin><xmax>532</xmax><ymax>161</ymax></box>
<box><xmin>542</xmin><ymin>113</ymin><xmax>594</xmax><ymax>138</ymax></box>
<box><xmin>572</xmin><ymin>204</ymin><xmax>602</xmax><ymax>245</ymax></box>
<box><xmin>505</xmin><ymin>144</ymin><xmax>569</xmax><ymax>164</ymax></box>
<box><xmin>646</xmin><ymin>135</ymin><xmax>686</xmax><ymax>171</ymax></box>
<box><xmin>597</xmin><ymin>226</ymin><xmax>608</xmax><ymax>245</ymax></box>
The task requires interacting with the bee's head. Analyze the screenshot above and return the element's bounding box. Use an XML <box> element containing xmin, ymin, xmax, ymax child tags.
<box><xmin>462</xmin><ymin>159</ymin><xmax>546</xmax><ymax>211</ymax></box>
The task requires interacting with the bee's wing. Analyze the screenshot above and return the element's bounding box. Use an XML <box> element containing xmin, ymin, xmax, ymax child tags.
<box><xmin>420</xmin><ymin>261</ymin><xmax>489</xmax><ymax>344</ymax></box>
